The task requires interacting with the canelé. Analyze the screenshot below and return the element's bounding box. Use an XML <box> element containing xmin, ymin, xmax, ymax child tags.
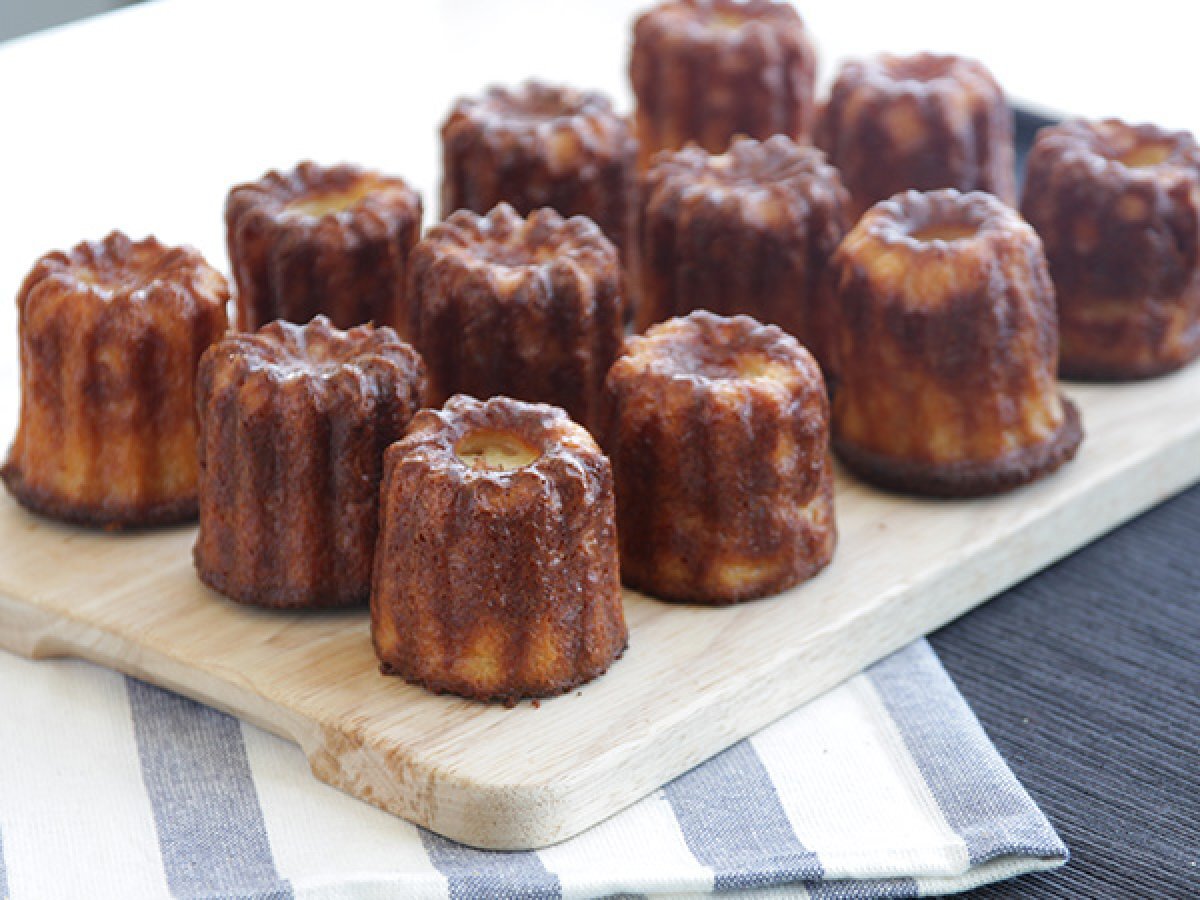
<box><xmin>817</xmin><ymin>54</ymin><xmax>1016</xmax><ymax>220</ymax></box>
<box><xmin>3</xmin><ymin>232</ymin><xmax>228</xmax><ymax>527</ymax></box>
<box><xmin>602</xmin><ymin>310</ymin><xmax>836</xmax><ymax>604</ymax></box>
<box><xmin>371</xmin><ymin>395</ymin><xmax>628</xmax><ymax>703</ymax></box>
<box><xmin>634</xmin><ymin>135</ymin><xmax>850</xmax><ymax>371</ymax></box>
<box><xmin>226</xmin><ymin>161</ymin><xmax>422</xmax><ymax>331</ymax></box>
<box><xmin>630</xmin><ymin>0</ymin><xmax>817</xmax><ymax>169</ymax></box>
<box><xmin>405</xmin><ymin>203</ymin><xmax>623</xmax><ymax>433</ymax></box>
<box><xmin>1021</xmin><ymin>118</ymin><xmax>1200</xmax><ymax>379</ymax></box>
<box><xmin>829</xmin><ymin>190</ymin><xmax>1082</xmax><ymax>496</ymax></box>
<box><xmin>441</xmin><ymin>80</ymin><xmax>635</xmax><ymax>252</ymax></box>
<box><xmin>194</xmin><ymin>316</ymin><xmax>427</xmax><ymax>608</ymax></box>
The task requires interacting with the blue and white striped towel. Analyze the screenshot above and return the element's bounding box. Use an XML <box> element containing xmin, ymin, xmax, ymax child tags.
<box><xmin>0</xmin><ymin>640</ymin><xmax>1065</xmax><ymax>899</ymax></box>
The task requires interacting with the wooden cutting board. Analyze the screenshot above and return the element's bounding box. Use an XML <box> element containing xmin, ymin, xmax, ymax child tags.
<box><xmin>2</xmin><ymin>367</ymin><xmax>1199</xmax><ymax>850</ymax></box>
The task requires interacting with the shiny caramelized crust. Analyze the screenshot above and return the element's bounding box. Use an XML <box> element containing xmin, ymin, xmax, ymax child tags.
<box><xmin>817</xmin><ymin>54</ymin><xmax>1016</xmax><ymax>220</ymax></box>
<box><xmin>635</xmin><ymin>136</ymin><xmax>850</xmax><ymax>369</ymax></box>
<box><xmin>630</xmin><ymin>0</ymin><xmax>817</xmax><ymax>169</ymax></box>
<box><xmin>2</xmin><ymin>232</ymin><xmax>228</xmax><ymax>527</ymax></box>
<box><xmin>830</xmin><ymin>190</ymin><xmax>1082</xmax><ymax>496</ymax></box>
<box><xmin>371</xmin><ymin>395</ymin><xmax>628</xmax><ymax>703</ymax></box>
<box><xmin>406</xmin><ymin>204</ymin><xmax>623</xmax><ymax>433</ymax></box>
<box><xmin>225</xmin><ymin>161</ymin><xmax>422</xmax><ymax>331</ymax></box>
<box><xmin>194</xmin><ymin>316</ymin><xmax>427</xmax><ymax>609</ymax></box>
<box><xmin>1020</xmin><ymin>119</ymin><xmax>1200</xmax><ymax>379</ymax></box>
<box><xmin>602</xmin><ymin>311</ymin><xmax>836</xmax><ymax>604</ymax></box>
<box><xmin>440</xmin><ymin>81</ymin><xmax>635</xmax><ymax>252</ymax></box>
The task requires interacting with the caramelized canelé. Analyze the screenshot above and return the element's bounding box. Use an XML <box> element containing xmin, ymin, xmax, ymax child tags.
<box><xmin>226</xmin><ymin>161</ymin><xmax>422</xmax><ymax>331</ymax></box>
<box><xmin>372</xmin><ymin>395</ymin><xmax>628</xmax><ymax>703</ymax></box>
<box><xmin>635</xmin><ymin>135</ymin><xmax>850</xmax><ymax>371</ymax></box>
<box><xmin>406</xmin><ymin>203</ymin><xmax>623</xmax><ymax>433</ymax></box>
<box><xmin>817</xmin><ymin>54</ymin><xmax>1016</xmax><ymax>220</ymax></box>
<box><xmin>441</xmin><ymin>80</ymin><xmax>635</xmax><ymax>252</ymax></box>
<box><xmin>1021</xmin><ymin>118</ymin><xmax>1200</xmax><ymax>379</ymax></box>
<box><xmin>829</xmin><ymin>190</ymin><xmax>1082</xmax><ymax>496</ymax></box>
<box><xmin>630</xmin><ymin>0</ymin><xmax>818</xmax><ymax>169</ymax></box>
<box><xmin>603</xmin><ymin>311</ymin><xmax>836</xmax><ymax>604</ymax></box>
<box><xmin>194</xmin><ymin>316</ymin><xmax>427</xmax><ymax>608</ymax></box>
<box><xmin>3</xmin><ymin>232</ymin><xmax>228</xmax><ymax>527</ymax></box>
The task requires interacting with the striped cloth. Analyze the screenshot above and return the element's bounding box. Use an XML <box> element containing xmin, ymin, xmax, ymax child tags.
<box><xmin>0</xmin><ymin>640</ymin><xmax>1065</xmax><ymax>899</ymax></box>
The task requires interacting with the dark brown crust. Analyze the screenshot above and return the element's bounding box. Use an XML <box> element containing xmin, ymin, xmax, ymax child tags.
<box><xmin>440</xmin><ymin>80</ymin><xmax>635</xmax><ymax>253</ymax></box>
<box><xmin>406</xmin><ymin>204</ymin><xmax>624</xmax><ymax>433</ymax></box>
<box><xmin>634</xmin><ymin>135</ymin><xmax>850</xmax><ymax>371</ymax></box>
<box><xmin>829</xmin><ymin>190</ymin><xmax>1081</xmax><ymax>495</ymax></box>
<box><xmin>3</xmin><ymin>231</ymin><xmax>229</xmax><ymax>529</ymax></box>
<box><xmin>1020</xmin><ymin>119</ymin><xmax>1200</xmax><ymax>380</ymax></box>
<box><xmin>817</xmin><ymin>54</ymin><xmax>1016</xmax><ymax>220</ymax></box>
<box><xmin>225</xmin><ymin>161</ymin><xmax>422</xmax><ymax>331</ymax></box>
<box><xmin>835</xmin><ymin>396</ymin><xmax>1083</xmax><ymax>497</ymax></box>
<box><xmin>630</xmin><ymin>0</ymin><xmax>817</xmax><ymax>169</ymax></box>
<box><xmin>1</xmin><ymin>465</ymin><xmax>197</xmax><ymax>529</ymax></box>
<box><xmin>603</xmin><ymin>311</ymin><xmax>836</xmax><ymax>605</ymax></box>
<box><xmin>371</xmin><ymin>395</ymin><xmax>628</xmax><ymax>703</ymax></box>
<box><xmin>193</xmin><ymin>316</ymin><xmax>428</xmax><ymax>610</ymax></box>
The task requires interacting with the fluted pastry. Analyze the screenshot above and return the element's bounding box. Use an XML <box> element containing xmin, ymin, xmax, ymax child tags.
<box><xmin>1021</xmin><ymin>118</ymin><xmax>1200</xmax><ymax>379</ymax></box>
<box><xmin>441</xmin><ymin>80</ymin><xmax>635</xmax><ymax>252</ymax></box>
<box><xmin>194</xmin><ymin>316</ymin><xmax>427</xmax><ymax>608</ymax></box>
<box><xmin>634</xmin><ymin>135</ymin><xmax>850</xmax><ymax>371</ymax></box>
<box><xmin>829</xmin><ymin>190</ymin><xmax>1082</xmax><ymax>496</ymax></box>
<box><xmin>226</xmin><ymin>161</ymin><xmax>422</xmax><ymax>331</ymax></box>
<box><xmin>372</xmin><ymin>395</ymin><xmax>628</xmax><ymax>703</ymax></box>
<box><xmin>603</xmin><ymin>311</ymin><xmax>836</xmax><ymax>604</ymax></box>
<box><xmin>630</xmin><ymin>0</ymin><xmax>817</xmax><ymax>170</ymax></box>
<box><xmin>817</xmin><ymin>54</ymin><xmax>1016</xmax><ymax>220</ymax></box>
<box><xmin>3</xmin><ymin>232</ymin><xmax>228</xmax><ymax>527</ymax></box>
<box><xmin>406</xmin><ymin>203</ymin><xmax>623</xmax><ymax>433</ymax></box>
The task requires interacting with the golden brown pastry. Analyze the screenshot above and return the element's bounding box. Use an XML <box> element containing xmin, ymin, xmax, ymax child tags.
<box><xmin>440</xmin><ymin>80</ymin><xmax>635</xmax><ymax>252</ymax></box>
<box><xmin>194</xmin><ymin>316</ymin><xmax>427</xmax><ymax>608</ymax></box>
<box><xmin>1021</xmin><ymin>118</ymin><xmax>1200</xmax><ymax>379</ymax></box>
<box><xmin>405</xmin><ymin>203</ymin><xmax>623</xmax><ymax>433</ymax></box>
<box><xmin>817</xmin><ymin>54</ymin><xmax>1016</xmax><ymax>220</ymax></box>
<box><xmin>2</xmin><ymin>232</ymin><xmax>228</xmax><ymax>528</ymax></box>
<box><xmin>634</xmin><ymin>135</ymin><xmax>851</xmax><ymax>371</ymax></box>
<box><xmin>630</xmin><ymin>0</ymin><xmax>817</xmax><ymax>170</ymax></box>
<box><xmin>225</xmin><ymin>161</ymin><xmax>422</xmax><ymax>331</ymax></box>
<box><xmin>602</xmin><ymin>311</ymin><xmax>836</xmax><ymax>604</ymax></box>
<box><xmin>371</xmin><ymin>394</ymin><xmax>628</xmax><ymax>703</ymax></box>
<box><xmin>829</xmin><ymin>190</ymin><xmax>1082</xmax><ymax>496</ymax></box>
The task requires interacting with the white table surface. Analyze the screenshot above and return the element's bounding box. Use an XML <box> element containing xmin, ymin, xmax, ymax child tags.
<box><xmin>1</xmin><ymin>0</ymin><xmax>1197</xmax><ymax>452</ymax></box>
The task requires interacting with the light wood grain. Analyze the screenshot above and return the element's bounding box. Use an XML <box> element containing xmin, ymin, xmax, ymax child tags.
<box><xmin>1</xmin><ymin>367</ymin><xmax>1199</xmax><ymax>849</ymax></box>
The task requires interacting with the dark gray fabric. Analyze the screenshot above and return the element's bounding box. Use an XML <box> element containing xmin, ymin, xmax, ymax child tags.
<box><xmin>930</xmin><ymin>483</ymin><xmax>1200</xmax><ymax>897</ymax></box>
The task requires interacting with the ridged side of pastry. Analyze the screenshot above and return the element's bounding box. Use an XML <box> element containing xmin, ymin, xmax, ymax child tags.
<box><xmin>371</xmin><ymin>395</ymin><xmax>627</xmax><ymax>703</ymax></box>
<box><xmin>817</xmin><ymin>54</ymin><xmax>1016</xmax><ymax>220</ymax></box>
<box><xmin>630</xmin><ymin>0</ymin><xmax>817</xmax><ymax>169</ymax></box>
<box><xmin>225</xmin><ymin>161</ymin><xmax>422</xmax><ymax>331</ymax></box>
<box><xmin>194</xmin><ymin>317</ymin><xmax>427</xmax><ymax>608</ymax></box>
<box><xmin>604</xmin><ymin>311</ymin><xmax>836</xmax><ymax>604</ymax></box>
<box><xmin>3</xmin><ymin>232</ymin><xmax>228</xmax><ymax>527</ymax></box>
<box><xmin>830</xmin><ymin>190</ymin><xmax>1082</xmax><ymax>496</ymax></box>
<box><xmin>406</xmin><ymin>204</ymin><xmax>623</xmax><ymax>433</ymax></box>
<box><xmin>1021</xmin><ymin>118</ymin><xmax>1200</xmax><ymax>379</ymax></box>
<box><xmin>440</xmin><ymin>80</ymin><xmax>635</xmax><ymax>253</ymax></box>
<box><xmin>635</xmin><ymin>135</ymin><xmax>850</xmax><ymax>372</ymax></box>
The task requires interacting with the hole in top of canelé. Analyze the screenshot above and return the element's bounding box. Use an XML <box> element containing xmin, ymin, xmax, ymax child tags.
<box><xmin>285</xmin><ymin>182</ymin><xmax>375</xmax><ymax>218</ymax></box>
<box><xmin>675</xmin><ymin>343</ymin><xmax>787</xmax><ymax>382</ymax></box>
<box><xmin>1119</xmin><ymin>141</ymin><xmax>1173</xmax><ymax>169</ymax></box>
<box><xmin>455</xmin><ymin>429</ymin><xmax>542</xmax><ymax>472</ymax></box>
<box><xmin>911</xmin><ymin>221</ymin><xmax>978</xmax><ymax>243</ymax></box>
